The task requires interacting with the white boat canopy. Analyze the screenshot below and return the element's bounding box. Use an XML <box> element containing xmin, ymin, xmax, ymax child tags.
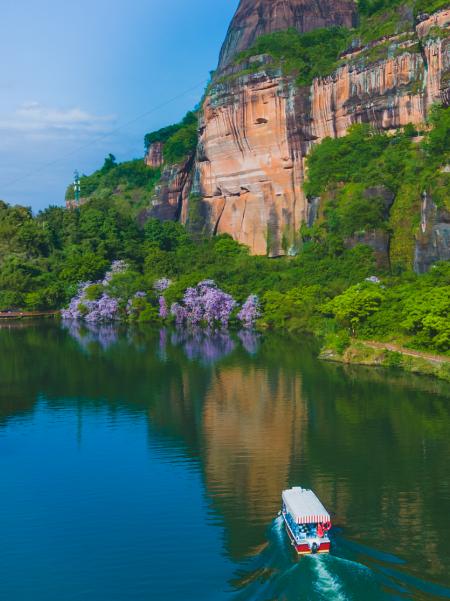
<box><xmin>282</xmin><ymin>487</ymin><xmax>331</xmax><ymax>524</ymax></box>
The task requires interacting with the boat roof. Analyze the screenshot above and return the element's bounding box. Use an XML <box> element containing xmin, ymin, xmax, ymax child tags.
<box><xmin>282</xmin><ymin>487</ymin><xmax>330</xmax><ymax>524</ymax></box>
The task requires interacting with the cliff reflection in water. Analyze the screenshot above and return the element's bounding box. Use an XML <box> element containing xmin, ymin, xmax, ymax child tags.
<box><xmin>1</xmin><ymin>322</ymin><xmax>450</xmax><ymax>592</ymax></box>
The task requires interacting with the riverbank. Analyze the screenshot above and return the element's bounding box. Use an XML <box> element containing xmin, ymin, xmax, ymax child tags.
<box><xmin>0</xmin><ymin>310</ymin><xmax>59</xmax><ymax>320</ymax></box>
<box><xmin>320</xmin><ymin>339</ymin><xmax>450</xmax><ymax>382</ymax></box>
<box><xmin>3</xmin><ymin>302</ymin><xmax>450</xmax><ymax>385</ymax></box>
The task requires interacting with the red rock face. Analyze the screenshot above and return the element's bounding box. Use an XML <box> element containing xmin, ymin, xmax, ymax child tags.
<box><xmin>218</xmin><ymin>0</ymin><xmax>357</xmax><ymax>71</ymax></box>
<box><xmin>145</xmin><ymin>5</ymin><xmax>449</xmax><ymax>258</ymax></box>
<box><xmin>66</xmin><ymin>198</ymin><xmax>88</xmax><ymax>210</ymax></box>
<box><xmin>185</xmin><ymin>8</ymin><xmax>449</xmax><ymax>255</ymax></box>
<box><xmin>145</xmin><ymin>141</ymin><xmax>164</xmax><ymax>168</ymax></box>
<box><xmin>139</xmin><ymin>155</ymin><xmax>194</xmax><ymax>224</ymax></box>
<box><xmin>192</xmin><ymin>76</ymin><xmax>306</xmax><ymax>256</ymax></box>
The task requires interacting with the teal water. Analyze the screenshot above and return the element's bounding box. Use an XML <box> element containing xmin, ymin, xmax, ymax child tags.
<box><xmin>0</xmin><ymin>321</ymin><xmax>449</xmax><ymax>600</ymax></box>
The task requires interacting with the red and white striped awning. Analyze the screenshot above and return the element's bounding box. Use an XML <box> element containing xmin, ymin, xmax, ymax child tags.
<box><xmin>282</xmin><ymin>487</ymin><xmax>330</xmax><ymax>524</ymax></box>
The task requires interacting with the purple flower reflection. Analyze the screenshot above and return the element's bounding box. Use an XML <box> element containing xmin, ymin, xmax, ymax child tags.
<box><xmin>62</xmin><ymin>321</ymin><xmax>119</xmax><ymax>352</ymax></box>
<box><xmin>170</xmin><ymin>327</ymin><xmax>235</xmax><ymax>365</ymax></box>
<box><xmin>159</xmin><ymin>328</ymin><xmax>168</xmax><ymax>361</ymax></box>
<box><xmin>237</xmin><ymin>329</ymin><xmax>261</xmax><ymax>355</ymax></box>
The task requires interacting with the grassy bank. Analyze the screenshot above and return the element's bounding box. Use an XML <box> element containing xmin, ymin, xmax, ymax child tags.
<box><xmin>0</xmin><ymin>310</ymin><xmax>59</xmax><ymax>320</ymax></box>
<box><xmin>320</xmin><ymin>340</ymin><xmax>450</xmax><ymax>382</ymax></box>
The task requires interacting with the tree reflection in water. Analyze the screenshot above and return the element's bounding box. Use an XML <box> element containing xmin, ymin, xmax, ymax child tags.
<box><xmin>238</xmin><ymin>330</ymin><xmax>261</xmax><ymax>355</ymax></box>
<box><xmin>63</xmin><ymin>321</ymin><xmax>261</xmax><ymax>365</ymax></box>
<box><xmin>62</xmin><ymin>320</ymin><xmax>120</xmax><ymax>352</ymax></box>
<box><xmin>170</xmin><ymin>327</ymin><xmax>236</xmax><ymax>364</ymax></box>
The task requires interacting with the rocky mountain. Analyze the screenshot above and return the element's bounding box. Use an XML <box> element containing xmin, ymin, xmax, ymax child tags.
<box><xmin>217</xmin><ymin>0</ymin><xmax>357</xmax><ymax>71</ymax></box>
<box><xmin>141</xmin><ymin>1</ymin><xmax>449</xmax><ymax>266</ymax></box>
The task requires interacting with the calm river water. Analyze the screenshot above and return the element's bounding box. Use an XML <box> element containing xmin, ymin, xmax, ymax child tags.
<box><xmin>0</xmin><ymin>321</ymin><xmax>449</xmax><ymax>600</ymax></box>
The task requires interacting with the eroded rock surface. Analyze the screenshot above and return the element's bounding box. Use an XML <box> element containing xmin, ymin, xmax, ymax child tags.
<box><xmin>186</xmin><ymin>13</ymin><xmax>449</xmax><ymax>256</ymax></box>
<box><xmin>192</xmin><ymin>76</ymin><xmax>305</xmax><ymax>256</ymax></box>
<box><xmin>147</xmin><ymin>2</ymin><xmax>449</xmax><ymax>262</ymax></box>
<box><xmin>415</xmin><ymin>191</ymin><xmax>450</xmax><ymax>273</ymax></box>
<box><xmin>145</xmin><ymin>142</ymin><xmax>164</xmax><ymax>168</ymax></box>
<box><xmin>139</xmin><ymin>155</ymin><xmax>194</xmax><ymax>224</ymax></box>
<box><xmin>218</xmin><ymin>0</ymin><xmax>357</xmax><ymax>71</ymax></box>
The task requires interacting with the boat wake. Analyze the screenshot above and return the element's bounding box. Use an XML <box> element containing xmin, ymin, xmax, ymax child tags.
<box><xmin>231</xmin><ymin>516</ymin><xmax>450</xmax><ymax>600</ymax></box>
<box><xmin>312</xmin><ymin>556</ymin><xmax>350</xmax><ymax>601</ymax></box>
<box><xmin>231</xmin><ymin>517</ymin><xmax>393</xmax><ymax>601</ymax></box>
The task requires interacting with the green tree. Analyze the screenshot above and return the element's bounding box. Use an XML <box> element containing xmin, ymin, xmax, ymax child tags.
<box><xmin>101</xmin><ymin>154</ymin><xmax>117</xmax><ymax>173</ymax></box>
<box><xmin>323</xmin><ymin>283</ymin><xmax>385</xmax><ymax>334</ymax></box>
<box><xmin>143</xmin><ymin>219</ymin><xmax>190</xmax><ymax>251</ymax></box>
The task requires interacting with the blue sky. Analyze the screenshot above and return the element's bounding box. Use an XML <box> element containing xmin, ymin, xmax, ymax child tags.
<box><xmin>0</xmin><ymin>0</ymin><xmax>238</xmax><ymax>211</ymax></box>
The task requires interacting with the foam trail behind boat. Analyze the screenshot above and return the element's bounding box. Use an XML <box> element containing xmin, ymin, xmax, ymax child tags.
<box><xmin>312</xmin><ymin>557</ymin><xmax>349</xmax><ymax>601</ymax></box>
<box><xmin>231</xmin><ymin>518</ymin><xmax>383</xmax><ymax>601</ymax></box>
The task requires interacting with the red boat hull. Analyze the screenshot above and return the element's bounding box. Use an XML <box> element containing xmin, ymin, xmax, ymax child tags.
<box><xmin>284</xmin><ymin>515</ymin><xmax>331</xmax><ymax>555</ymax></box>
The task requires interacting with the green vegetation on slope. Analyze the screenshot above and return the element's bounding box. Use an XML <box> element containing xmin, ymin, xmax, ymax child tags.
<box><xmin>0</xmin><ymin>197</ymin><xmax>142</xmax><ymax>311</ymax></box>
<box><xmin>144</xmin><ymin>111</ymin><xmax>198</xmax><ymax>164</ymax></box>
<box><xmin>65</xmin><ymin>155</ymin><xmax>161</xmax><ymax>213</ymax></box>
<box><xmin>296</xmin><ymin>106</ymin><xmax>450</xmax><ymax>358</ymax></box>
<box><xmin>304</xmin><ymin>106</ymin><xmax>450</xmax><ymax>269</ymax></box>
<box><xmin>0</xmin><ymin>191</ymin><xmax>377</xmax><ymax>312</ymax></box>
<box><xmin>233</xmin><ymin>26</ymin><xmax>351</xmax><ymax>86</ymax></box>
<box><xmin>144</xmin><ymin>111</ymin><xmax>197</xmax><ymax>150</ymax></box>
<box><xmin>224</xmin><ymin>0</ymin><xmax>449</xmax><ymax>86</ymax></box>
<box><xmin>65</xmin><ymin>111</ymin><xmax>199</xmax><ymax>208</ymax></box>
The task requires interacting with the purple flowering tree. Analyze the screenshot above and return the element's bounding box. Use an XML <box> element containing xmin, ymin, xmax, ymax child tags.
<box><xmin>159</xmin><ymin>296</ymin><xmax>169</xmax><ymax>319</ymax></box>
<box><xmin>62</xmin><ymin>261</ymin><xmax>127</xmax><ymax>322</ymax></box>
<box><xmin>61</xmin><ymin>282</ymin><xmax>91</xmax><ymax>320</ymax></box>
<box><xmin>170</xmin><ymin>280</ymin><xmax>237</xmax><ymax>328</ymax></box>
<box><xmin>154</xmin><ymin>279</ymin><xmax>171</xmax><ymax>320</ymax></box>
<box><xmin>102</xmin><ymin>260</ymin><xmax>128</xmax><ymax>285</ymax></box>
<box><xmin>171</xmin><ymin>302</ymin><xmax>187</xmax><ymax>325</ymax></box>
<box><xmin>154</xmin><ymin>278</ymin><xmax>172</xmax><ymax>293</ymax></box>
<box><xmin>237</xmin><ymin>295</ymin><xmax>261</xmax><ymax>328</ymax></box>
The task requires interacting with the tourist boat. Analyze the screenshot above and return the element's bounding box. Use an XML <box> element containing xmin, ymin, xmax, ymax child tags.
<box><xmin>281</xmin><ymin>487</ymin><xmax>332</xmax><ymax>555</ymax></box>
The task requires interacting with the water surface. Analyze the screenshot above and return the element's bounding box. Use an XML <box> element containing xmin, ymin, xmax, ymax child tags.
<box><xmin>0</xmin><ymin>322</ymin><xmax>449</xmax><ymax>600</ymax></box>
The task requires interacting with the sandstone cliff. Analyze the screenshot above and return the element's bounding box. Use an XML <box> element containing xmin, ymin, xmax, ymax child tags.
<box><xmin>145</xmin><ymin>1</ymin><xmax>450</xmax><ymax>264</ymax></box>
<box><xmin>217</xmin><ymin>0</ymin><xmax>357</xmax><ymax>71</ymax></box>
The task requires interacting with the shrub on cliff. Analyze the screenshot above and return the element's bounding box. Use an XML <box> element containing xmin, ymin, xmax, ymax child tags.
<box><xmin>304</xmin><ymin>107</ymin><xmax>450</xmax><ymax>270</ymax></box>
<box><xmin>144</xmin><ymin>111</ymin><xmax>197</xmax><ymax>151</ymax></box>
<box><xmin>163</xmin><ymin>117</ymin><xmax>198</xmax><ymax>165</ymax></box>
<box><xmin>236</xmin><ymin>26</ymin><xmax>351</xmax><ymax>86</ymax></box>
<box><xmin>143</xmin><ymin>110</ymin><xmax>198</xmax><ymax>166</ymax></box>
<box><xmin>304</xmin><ymin>124</ymin><xmax>393</xmax><ymax>198</ymax></box>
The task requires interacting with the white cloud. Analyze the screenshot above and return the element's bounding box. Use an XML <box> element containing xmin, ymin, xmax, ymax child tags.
<box><xmin>0</xmin><ymin>101</ymin><xmax>116</xmax><ymax>137</ymax></box>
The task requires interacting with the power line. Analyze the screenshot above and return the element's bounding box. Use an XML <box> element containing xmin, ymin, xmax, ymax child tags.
<box><xmin>1</xmin><ymin>79</ymin><xmax>208</xmax><ymax>192</ymax></box>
